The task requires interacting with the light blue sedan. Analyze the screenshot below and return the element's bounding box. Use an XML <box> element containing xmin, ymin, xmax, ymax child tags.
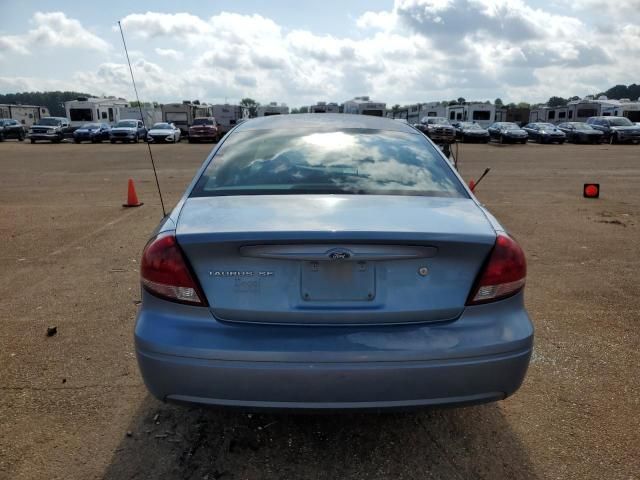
<box><xmin>135</xmin><ymin>114</ymin><xmax>533</xmax><ymax>410</ymax></box>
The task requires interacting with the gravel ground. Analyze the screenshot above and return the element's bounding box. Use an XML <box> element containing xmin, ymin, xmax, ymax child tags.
<box><xmin>0</xmin><ymin>139</ymin><xmax>638</xmax><ymax>479</ymax></box>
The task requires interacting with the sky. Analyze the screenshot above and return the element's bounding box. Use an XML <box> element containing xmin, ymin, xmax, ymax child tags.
<box><xmin>1</xmin><ymin>0</ymin><xmax>639</xmax><ymax>107</ymax></box>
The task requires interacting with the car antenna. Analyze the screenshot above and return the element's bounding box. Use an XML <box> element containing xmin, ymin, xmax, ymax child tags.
<box><xmin>117</xmin><ymin>20</ymin><xmax>166</xmax><ymax>217</ymax></box>
<box><xmin>469</xmin><ymin>167</ymin><xmax>491</xmax><ymax>192</ymax></box>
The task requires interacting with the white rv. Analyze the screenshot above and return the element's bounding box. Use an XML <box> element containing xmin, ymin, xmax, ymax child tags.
<box><xmin>446</xmin><ymin>103</ymin><xmax>495</xmax><ymax>128</ymax></box>
<box><xmin>162</xmin><ymin>102</ymin><xmax>214</xmax><ymax>134</ymax></box>
<box><xmin>0</xmin><ymin>104</ymin><xmax>50</xmax><ymax>128</ymax></box>
<box><xmin>64</xmin><ymin>96</ymin><xmax>129</xmax><ymax>127</ymax></box>
<box><xmin>599</xmin><ymin>98</ymin><xmax>640</xmax><ymax>123</ymax></box>
<box><xmin>257</xmin><ymin>102</ymin><xmax>290</xmax><ymax>117</ymax></box>
<box><xmin>309</xmin><ymin>102</ymin><xmax>340</xmax><ymax>113</ymax></box>
<box><xmin>211</xmin><ymin>104</ymin><xmax>250</xmax><ymax>133</ymax></box>
<box><xmin>117</xmin><ymin>106</ymin><xmax>163</xmax><ymax>128</ymax></box>
<box><xmin>530</xmin><ymin>96</ymin><xmax>640</xmax><ymax>124</ymax></box>
<box><xmin>342</xmin><ymin>97</ymin><xmax>386</xmax><ymax>117</ymax></box>
<box><xmin>416</xmin><ymin>102</ymin><xmax>447</xmax><ymax>123</ymax></box>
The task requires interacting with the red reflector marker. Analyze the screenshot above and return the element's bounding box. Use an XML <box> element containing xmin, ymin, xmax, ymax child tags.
<box><xmin>583</xmin><ymin>183</ymin><xmax>599</xmax><ymax>198</ymax></box>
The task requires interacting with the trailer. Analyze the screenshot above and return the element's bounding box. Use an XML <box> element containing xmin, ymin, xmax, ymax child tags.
<box><xmin>0</xmin><ymin>104</ymin><xmax>50</xmax><ymax>128</ymax></box>
<box><xmin>530</xmin><ymin>96</ymin><xmax>640</xmax><ymax>124</ymax></box>
<box><xmin>64</xmin><ymin>96</ymin><xmax>129</xmax><ymax>127</ymax></box>
<box><xmin>600</xmin><ymin>99</ymin><xmax>640</xmax><ymax>123</ymax></box>
<box><xmin>162</xmin><ymin>102</ymin><xmax>214</xmax><ymax>135</ymax></box>
<box><xmin>257</xmin><ymin>102</ymin><xmax>289</xmax><ymax>117</ymax></box>
<box><xmin>117</xmin><ymin>106</ymin><xmax>163</xmax><ymax>127</ymax></box>
<box><xmin>210</xmin><ymin>104</ymin><xmax>249</xmax><ymax>134</ymax></box>
<box><xmin>495</xmin><ymin>107</ymin><xmax>530</xmax><ymax>126</ymax></box>
<box><xmin>342</xmin><ymin>97</ymin><xmax>386</xmax><ymax>117</ymax></box>
<box><xmin>446</xmin><ymin>103</ymin><xmax>495</xmax><ymax>128</ymax></box>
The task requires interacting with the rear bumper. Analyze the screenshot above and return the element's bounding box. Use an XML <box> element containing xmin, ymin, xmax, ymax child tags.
<box><xmin>135</xmin><ymin>292</ymin><xmax>533</xmax><ymax>410</ymax></box>
<box><xmin>137</xmin><ymin>346</ymin><xmax>531</xmax><ymax>410</ymax></box>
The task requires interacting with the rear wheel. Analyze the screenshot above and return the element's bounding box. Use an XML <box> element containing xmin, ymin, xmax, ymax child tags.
<box><xmin>559</xmin><ymin>140</ymin><xmax>565</xmax><ymax>145</ymax></box>
<box><xmin>30</xmin><ymin>138</ymin><xmax>35</xmax><ymax>144</ymax></box>
<box><xmin>0</xmin><ymin>133</ymin><xmax>4</xmax><ymax>142</ymax></box>
<box><xmin>18</xmin><ymin>132</ymin><xmax>25</xmax><ymax>141</ymax></box>
<box><xmin>74</xmin><ymin>139</ymin><xmax>81</xmax><ymax>144</ymax></box>
<box><xmin>520</xmin><ymin>139</ymin><xmax>527</xmax><ymax>144</ymax></box>
<box><xmin>110</xmin><ymin>139</ymin><xmax>116</xmax><ymax>144</ymax></box>
<box><xmin>499</xmin><ymin>135</ymin><xmax>505</xmax><ymax>144</ymax></box>
<box><xmin>609</xmin><ymin>133</ymin><xmax>618</xmax><ymax>144</ymax></box>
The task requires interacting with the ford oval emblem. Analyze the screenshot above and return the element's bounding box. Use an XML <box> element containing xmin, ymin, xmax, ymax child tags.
<box><xmin>328</xmin><ymin>249</ymin><xmax>351</xmax><ymax>260</ymax></box>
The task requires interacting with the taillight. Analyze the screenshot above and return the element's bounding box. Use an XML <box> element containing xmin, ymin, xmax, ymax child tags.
<box><xmin>140</xmin><ymin>232</ymin><xmax>207</xmax><ymax>306</ymax></box>
<box><xmin>467</xmin><ymin>234</ymin><xmax>526</xmax><ymax>305</ymax></box>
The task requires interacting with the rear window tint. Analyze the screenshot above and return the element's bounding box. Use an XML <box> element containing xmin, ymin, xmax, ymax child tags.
<box><xmin>191</xmin><ymin>128</ymin><xmax>468</xmax><ymax>198</ymax></box>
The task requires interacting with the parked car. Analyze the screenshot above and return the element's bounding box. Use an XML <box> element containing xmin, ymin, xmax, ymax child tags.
<box><xmin>110</xmin><ymin>119</ymin><xmax>147</xmax><ymax>143</ymax></box>
<box><xmin>73</xmin><ymin>123</ymin><xmax>111</xmax><ymax>143</ymax></box>
<box><xmin>522</xmin><ymin>123</ymin><xmax>566</xmax><ymax>144</ymax></box>
<box><xmin>586</xmin><ymin>116</ymin><xmax>640</xmax><ymax>144</ymax></box>
<box><xmin>0</xmin><ymin>119</ymin><xmax>26</xmax><ymax>141</ymax></box>
<box><xmin>135</xmin><ymin>114</ymin><xmax>533</xmax><ymax>411</ymax></box>
<box><xmin>147</xmin><ymin>122</ymin><xmax>181</xmax><ymax>143</ymax></box>
<box><xmin>455</xmin><ymin>121</ymin><xmax>490</xmax><ymax>143</ymax></box>
<box><xmin>487</xmin><ymin>122</ymin><xmax>528</xmax><ymax>144</ymax></box>
<box><xmin>188</xmin><ymin>117</ymin><xmax>220</xmax><ymax>143</ymax></box>
<box><xmin>556</xmin><ymin>122</ymin><xmax>604</xmax><ymax>144</ymax></box>
<box><xmin>416</xmin><ymin>116</ymin><xmax>456</xmax><ymax>144</ymax></box>
<box><xmin>28</xmin><ymin>117</ymin><xmax>71</xmax><ymax>143</ymax></box>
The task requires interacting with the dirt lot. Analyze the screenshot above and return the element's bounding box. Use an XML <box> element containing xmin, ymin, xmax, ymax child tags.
<box><xmin>0</xmin><ymin>138</ymin><xmax>638</xmax><ymax>480</ymax></box>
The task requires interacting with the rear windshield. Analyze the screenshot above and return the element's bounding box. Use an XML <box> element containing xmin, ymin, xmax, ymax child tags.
<box><xmin>191</xmin><ymin>128</ymin><xmax>467</xmax><ymax>198</ymax></box>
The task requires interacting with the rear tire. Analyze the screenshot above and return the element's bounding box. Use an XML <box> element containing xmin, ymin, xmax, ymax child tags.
<box><xmin>610</xmin><ymin>133</ymin><xmax>618</xmax><ymax>145</ymax></box>
<box><xmin>520</xmin><ymin>139</ymin><xmax>527</xmax><ymax>144</ymax></box>
<box><xmin>74</xmin><ymin>139</ymin><xmax>81</xmax><ymax>144</ymax></box>
<box><xmin>30</xmin><ymin>138</ymin><xmax>35</xmax><ymax>144</ymax></box>
<box><xmin>500</xmin><ymin>135</ymin><xmax>505</xmax><ymax>144</ymax></box>
<box><xmin>110</xmin><ymin>139</ymin><xmax>116</xmax><ymax>144</ymax></box>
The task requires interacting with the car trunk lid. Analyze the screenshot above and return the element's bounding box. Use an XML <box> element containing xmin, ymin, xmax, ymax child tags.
<box><xmin>176</xmin><ymin>195</ymin><xmax>496</xmax><ymax>325</ymax></box>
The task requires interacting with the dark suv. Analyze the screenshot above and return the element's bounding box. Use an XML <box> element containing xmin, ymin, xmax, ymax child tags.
<box><xmin>586</xmin><ymin>116</ymin><xmax>640</xmax><ymax>144</ymax></box>
<box><xmin>0</xmin><ymin>119</ymin><xmax>26</xmax><ymax>141</ymax></box>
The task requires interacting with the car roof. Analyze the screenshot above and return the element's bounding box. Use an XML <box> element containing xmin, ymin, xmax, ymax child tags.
<box><xmin>234</xmin><ymin>113</ymin><xmax>418</xmax><ymax>133</ymax></box>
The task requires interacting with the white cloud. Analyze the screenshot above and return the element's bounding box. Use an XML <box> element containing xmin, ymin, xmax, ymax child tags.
<box><xmin>154</xmin><ymin>48</ymin><xmax>182</xmax><ymax>60</ymax></box>
<box><xmin>1</xmin><ymin>5</ymin><xmax>638</xmax><ymax>105</ymax></box>
<box><xmin>0</xmin><ymin>12</ymin><xmax>111</xmax><ymax>55</ymax></box>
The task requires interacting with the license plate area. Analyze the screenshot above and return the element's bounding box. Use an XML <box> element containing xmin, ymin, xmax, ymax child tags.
<box><xmin>301</xmin><ymin>261</ymin><xmax>375</xmax><ymax>301</ymax></box>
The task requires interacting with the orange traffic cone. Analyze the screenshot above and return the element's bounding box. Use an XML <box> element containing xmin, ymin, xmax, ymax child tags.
<box><xmin>123</xmin><ymin>178</ymin><xmax>143</xmax><ymax>207</ymax></box>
